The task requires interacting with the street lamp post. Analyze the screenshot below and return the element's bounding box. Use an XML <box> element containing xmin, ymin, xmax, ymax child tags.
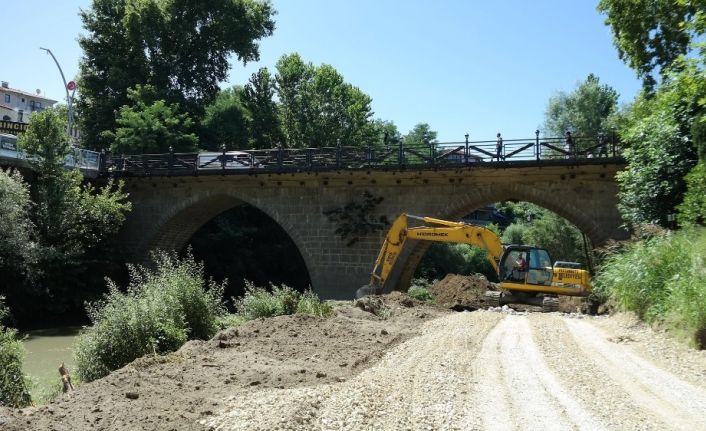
<box><xmin>40</xmin><ymin>47</ymin><xmax>75</xmax><ymax>140</ymax></box>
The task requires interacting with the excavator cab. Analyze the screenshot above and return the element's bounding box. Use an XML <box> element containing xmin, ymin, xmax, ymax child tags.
<box><xmin>499</xmin><ymin>246</ymin><xmax>553</xmax><ymax>285</ymax></box>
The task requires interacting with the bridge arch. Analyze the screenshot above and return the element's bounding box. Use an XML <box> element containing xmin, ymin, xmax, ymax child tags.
<box><xmin>127</xmin><ymin>189</ymin><xmax>315</xmax><ymax>294</ymax></box>
<box><xmin>389</xmin><ymin>182</ymin><xmax>616</xmax><ymax>292</ymax></box>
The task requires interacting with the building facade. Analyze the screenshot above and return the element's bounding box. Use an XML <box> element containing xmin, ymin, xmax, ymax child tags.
<box><xmin>1</xmin><ymin>81</ymin><xmax>57</xmax><ymax>124</ymax></box>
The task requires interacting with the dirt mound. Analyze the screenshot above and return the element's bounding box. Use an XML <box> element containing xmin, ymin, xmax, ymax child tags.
<box><xmin>0</xmin><ymin>303</ymin><xmax>447</xmax><ymax>431</ymax></box>
<box><xmin>354</xmin><ymin>291</ymin><xmax>427</xmax><ymax>317</ymax></box>
<box><xmin>430</xmin><ymin>273</ymin><xmax>497</xmax><ymax>309</ymax></box>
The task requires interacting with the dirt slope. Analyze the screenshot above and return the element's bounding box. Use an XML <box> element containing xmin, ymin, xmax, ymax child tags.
<box><xmin>2</xmin><ymin>298</ymin><xmax>705</xmax><ymax>431</ymax></box>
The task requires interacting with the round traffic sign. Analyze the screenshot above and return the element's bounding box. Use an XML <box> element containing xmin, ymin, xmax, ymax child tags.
<box><xmin>67</xmin><ymin>81</ymin><xmax>76</xmax><ymax>91</ymax></box>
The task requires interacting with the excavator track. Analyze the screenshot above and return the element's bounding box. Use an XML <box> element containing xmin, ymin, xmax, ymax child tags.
<box><xmin>541</xmin><ymin>296</ymin><xmax>560</xmax><ymax>312</ymax></box>
<box><xmin>484</xmin><ymin>290</ymin><xmax>502</xmax><ymax>308</ymax></box>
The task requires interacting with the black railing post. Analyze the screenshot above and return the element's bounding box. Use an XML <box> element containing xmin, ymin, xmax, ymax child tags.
<box><xmin>168</xmin><ymin>145</ymin><xmax>174</xmax><ymax>175</ymax></box>
<box><xmin>306</xmin><ymin>147</ymin><xmax>312</xmax><ymax>168</ymax></box>
<box><xmin>142</xmin><ymin>154</ymin><xmax>148</xmax><ymax>176</ymax></box>
<box><xmin>535</xmin><ymin>130</ymin><xmax>540</xmax><ymax>161</ymax></box>
<box><xmin>336</xmin><ymin>138</ymin><xmax>341</xmax><ymax>168</ymax></box>
<box><xmin>464</xmin><ymin>133</ymin><xmax>469</xmax><ymax>165</ymax></box>
<box><xmin>398</xmin><ymin>138</ymin><xmax>404</xmax><ymax>167</ymax></box>
<box><xmin>277</xmin><ymin>144</ymin><xmax>283</xmax><ymax>170</ymax></box>
<box><xmin>99</xmin><ymin>148</ymin><xmax>106</xmax><ymax>174</ymax></box>
<box><xmin>221</xmin><ymin>144</ymin><xmax>226</xmax><ymax>171</ymax></box>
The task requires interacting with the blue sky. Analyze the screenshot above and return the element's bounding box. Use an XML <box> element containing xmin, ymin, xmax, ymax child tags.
<box><xmin>3</xmin><ymin>0</ymin><xmax>642</xmax><ymax>142</ymax></box>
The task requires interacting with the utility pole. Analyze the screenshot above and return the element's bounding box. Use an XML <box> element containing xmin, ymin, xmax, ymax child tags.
<box><xmin>40</xmin><ymin>47</ymin><xmax>75</xmax><ymax>140</ymax></box>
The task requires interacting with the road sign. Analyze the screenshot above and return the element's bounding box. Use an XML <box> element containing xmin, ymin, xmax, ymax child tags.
<box><xmin>67</xmin><ymin>81</ymin><xmax>76</xmax><ymax>91</ymax></box>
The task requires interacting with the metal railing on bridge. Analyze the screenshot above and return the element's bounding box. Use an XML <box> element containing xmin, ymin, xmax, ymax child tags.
<box><xmin>0</xmin><ymin>133</ymin><xmax>102</xmax><ymax>177</ymax></box>
<box><xmin>101</xmin><ymin>132</ymin><xmax>623</xmax><ymax>178</ymax></box>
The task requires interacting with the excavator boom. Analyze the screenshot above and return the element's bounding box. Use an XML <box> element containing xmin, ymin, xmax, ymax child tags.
<box><xmin>369</xmin><ymin>213</ymin><xmax>502</xmax><ymax>293</ymax></box>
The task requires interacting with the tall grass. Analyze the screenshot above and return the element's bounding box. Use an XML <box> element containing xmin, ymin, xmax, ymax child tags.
<box><xmin>233</xmin><ymin>282</ymin><xmax>333</xmax><ymax>320</ymax></box>
<box><xmin>74</xmin><ymin>251</ymin><xmax>226</xmax><ymax>382</ymax></box>
<box><xmin>595</xmin><ymin>227</ymin><xmax>706</xmax><ymax>347</ymax></box>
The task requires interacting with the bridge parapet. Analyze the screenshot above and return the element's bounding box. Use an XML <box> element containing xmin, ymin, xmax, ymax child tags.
<box><xmin>102</xmin><ymin>133</ymin><xmax>623</xmax><ymax>178</ymax></box>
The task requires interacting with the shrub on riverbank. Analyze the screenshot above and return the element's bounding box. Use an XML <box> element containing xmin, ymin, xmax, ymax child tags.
<box><xmin>233</xmin><ymin>283</ymin><xmax>333</xmax><ymax>320</ymax></box>
<box><xmin>0</xmin><ymin>326</ymin><xmax>32</xmax><ymax>408</ymax></box>
<box><xmin>595</xmin><ymin>227</ymin><xmax>706</xmax><ymax>348</ymax></box>
<box><xmin>74</xmin><ymin>251</ymin><xmax>226</xmax><ymax>382</ymax></box>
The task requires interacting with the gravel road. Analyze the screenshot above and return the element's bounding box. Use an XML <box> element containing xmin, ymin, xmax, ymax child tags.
<box><xmin>203</xmin><ymin>311</ymin><xmax>706</xmax><ymax>431</ymax></box>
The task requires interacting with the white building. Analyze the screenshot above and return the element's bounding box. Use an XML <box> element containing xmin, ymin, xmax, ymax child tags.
<box><xmin>1</xmin><ymin>81</ymin><xmax>57</xmax><ymax>123</ymax></box>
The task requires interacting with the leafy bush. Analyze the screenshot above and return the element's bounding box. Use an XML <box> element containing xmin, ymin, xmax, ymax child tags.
<box><xmin>416</xmin><ymin>243</ymin><xmax>496</xmax><ymax>281</ymax></box>
<box><xmin>408</xmin><ymin>286</ymin><xmax>432</xmax><ymax>301</ymax></box>
<box><xmin>233</xmin><ymin>283</ymin><xmax>332</xmax><ymax>320</ymax></box>
<box><xmin>74</xmin><ymin>251</ymin><xmax>226</xmax><ymax>382</ymax></box>
<box><xmin>501</xmin><ymin>223</ymin><xmax>528</xmax><ymax>245</ymax></box>
<box><xmin>296</xmin><ymin>290</ymin><xmax>334</xmax><ymax>317</ymax></box>
<box><xmin>595</xmin><ymin>228</ymin><xmax>706</xmax><ymax>347</ymax></box>
<box><xmin>0</xmin><ymin>326</ymin><xmax>31</xmax><ymax>407</ymax></box>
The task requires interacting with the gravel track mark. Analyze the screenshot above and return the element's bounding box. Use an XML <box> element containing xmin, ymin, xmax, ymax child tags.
<box><xmin>565</xmin><ymin>318</ymin><xmax>706</xmax><ymax>430</ymax></box>
<box><xmin>472</xmin><ymin>315</ymin><xmax>606</xmax><ymax>431</ymax></box>
<box><xmin>529</xmin><ymin>314</ymin><xmax>673</xmax><ymax>430</ymax></box>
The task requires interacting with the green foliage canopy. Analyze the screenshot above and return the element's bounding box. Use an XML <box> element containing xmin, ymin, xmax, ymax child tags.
<box><xmin>77</xmin><ymin>0</ymin><xmax>276</xmax><ymax>149</ymax></box>
<box><xmin>275</xmin><ymin>53</ymin><xmax>375</xmax><ymax>148</ymax></box>
<box><xmin>597</xmin><ymin>0</ymin><xmax>706</xmax><ymax>90</ymax></box>
<box><xmin>15</xmin><ymin>109</ymin><xmax>132</xmax><ymax>317</ymax></box>
<box><xmin>108</xmin><ymin>86</ymin><xmax>199</xmax><ymax>154</ymax></box>
<box><xmin>543</xmin><ymin>73</ymin><xmax>619</xmax><ymax>142</ymax></box>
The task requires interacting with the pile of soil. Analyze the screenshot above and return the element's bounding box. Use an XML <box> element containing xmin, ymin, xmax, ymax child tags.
<box><xmin>429</xmin><ymin>273</ymin><xmax>497</xmax><ymax>310</ymax></box>
<box><xmin>0</xmin><ymin>298</ymin><xmax>447</xmax><ymax>431</ymax></box>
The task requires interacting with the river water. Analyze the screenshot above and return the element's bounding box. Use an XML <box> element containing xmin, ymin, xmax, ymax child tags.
<box><xmin>21</xmin><ymin>327</ymin><xmax>82</xmax><ymax>396</ymax></box>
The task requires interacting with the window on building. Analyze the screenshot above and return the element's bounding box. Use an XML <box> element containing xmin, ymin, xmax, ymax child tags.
<box><xmin>29</xmin><ymin>101</ymin><xmax>41</xmax><ymax>111</ymax></box>
<box><xmin>3</xmin><ymin>94</ymin><xmax>9</xmax><ymax>103</ymax></box>
<box><xmin>17</xmin><ymin>110</ymin><xmax>23</xmax><ymax>122</ymax></box>
<box><xmin>2</xmin><ymin>115</ymin><xmax>10</xmax><ymax>121</ymax></box>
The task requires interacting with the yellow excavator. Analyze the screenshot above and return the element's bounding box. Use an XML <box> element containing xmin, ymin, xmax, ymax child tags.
<box><xmin>358</xmin><ymin>213</ymin><xmax>592</xmax><ymax>312</ymax></box>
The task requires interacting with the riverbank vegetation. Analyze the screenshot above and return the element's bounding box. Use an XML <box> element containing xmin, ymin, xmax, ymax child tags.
<box><xmin>595</xmin><ymin>228</ymin><xmax>706</xmax><ymax>348</ymax></box>
<box><xmin>0</xmin><ymin>297</ymin><xmax>31</xmax><ymax>408</ymax></box>
<box><xmin>74</xmin><ymin>251</ymin><xmax>333</xmax><ymax>383</ymax></box>
<box><xmin>74</xmin><ymin>251</ymin><xmax>226</xmax><ymax>382</ymax></box>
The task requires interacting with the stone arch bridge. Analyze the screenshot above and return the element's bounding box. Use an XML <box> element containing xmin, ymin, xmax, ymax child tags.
<box><xmin>114</xmin><ymin>160</ymin><xmax>627</xmax><ymax>299</ymax></box>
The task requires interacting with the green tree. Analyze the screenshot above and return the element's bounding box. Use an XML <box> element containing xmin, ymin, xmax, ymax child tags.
<box><xmin>615</xmin><ymin>64</ymin><xmax>703</xmax><ymax>226</ymax></box>
<box><xmin>525</xmin><ymin>212</ymin><xmax>585</xmax><ymax>263</ymax></box>
<box><xmin>77</xmin><ymin>0</ymin><xmax>276</xmax><ymax>150</ymax></box>
<box><xmin>403</xmin><ymin>123</ymin><xmax>438</xmax><ymax>147</ymax></box>
<box><xmin>275</xmin><ymin>53</ymin><xmax>375</xmax><ymax>148</ymax></box>
<box><xmin>371</xmin><ymin>119</ymin><xmax>402</xmax><ymax>147</ymax></box>
<box><xmin>108</xmin><ymin>86</ymin><xmax>199</xmax><ymax>154</ymax></box>
<box><xmin>597</xmin><ymin>0</ymin><xmax>705</xmax><ymax>90</ymax></box>
<box><xmin>17</xmin><ymin>109</ymin><xmax>132</xmax><ymax>317</ymax></box>
<box><xmin>243</xmin><ymin>68</ymin><xmax>282</xmax><ymax>149</ymax></box>
<box><xmin>201</xmin><ymin>86</ymin><xmax>250</xmax><ymax>151</ymax></box>
<box><xmin>543</xmin><ymin>74</ymin><xmax>619</xmax><ymax>156</ymax></box>
<box><xmin>0</xmin><ymin>170</ymin><xmax>36</xmax><ymax>287</ymax></box>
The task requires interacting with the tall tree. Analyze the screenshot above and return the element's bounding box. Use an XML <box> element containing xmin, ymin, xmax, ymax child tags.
<box><xmin>275</xmin><ymin>53</ymin><xmax>375</xmax><ymax>148</ymax></box>
<box><xmin>17</xmin><ymin>109</ymin><xmax>132</xmax><ymax>318</ymax></box>
<box><xmin>77</xmin><ymin>0</ymin><xmax>276</xmax><ymax>150</ymax></box>
<box><xmin>403</xmin><ymin>123</ymin><xmax>438</xmax><ymax>147</ymax></box>
<box><xmin>615</xmin><ymin>64</ymin><xmax>703</xmax><ymax>226</ymax></box>
<box><xmin>108</xmin><ymin>85</ymin><xmax>199</xmax><ymax>154</ymax></box>
<box><xmin>543</xmin><ymin>74</ymin><xmax>619</xmax><ymax>145</ymax></box>
<box><xmin>243</xmin><ymin>68</ymin><xmax>282</xmax><ymax>149</ymax></box>
<box><xmin>201</xmin><ymin>86</ymin><xmax>251</xmax><ymax>151</ymax></box>
<box><xmin>597</xmin><ymin>0</ymin><xmax>705</xmax><ymax>90</ymax></box>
